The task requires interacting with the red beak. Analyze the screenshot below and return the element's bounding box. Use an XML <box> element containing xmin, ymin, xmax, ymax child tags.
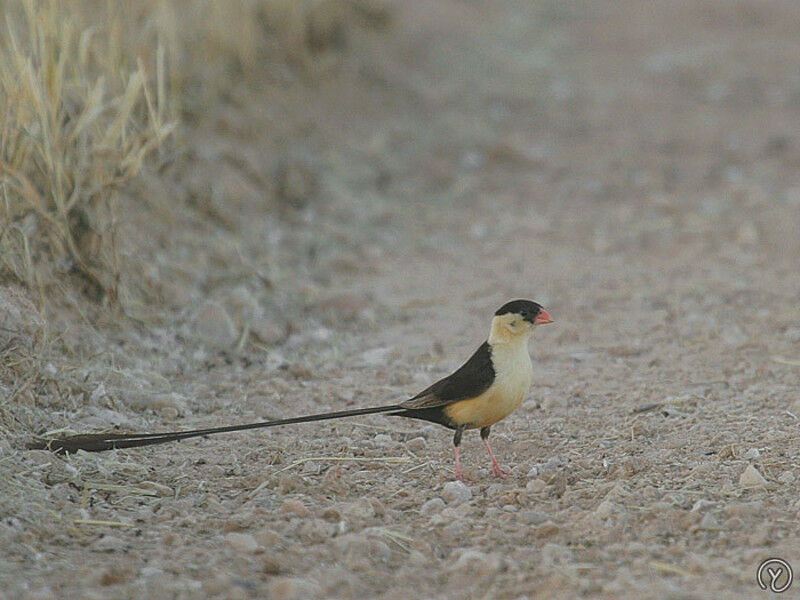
<box><xmin>533</xmin><ymin>309</ymin><xmax>553</xmax><ymax>326</ymax></box>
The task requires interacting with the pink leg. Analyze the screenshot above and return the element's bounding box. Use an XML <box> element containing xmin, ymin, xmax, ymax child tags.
<box><xmin>482</xmin><ymin>437</ymin><xmax>509</xmax><ymax>478</ymax></box>
<box><xmin>453</xmin><ymin>445</ymin><xmax>468</xmax><ymax>483</ymax></box>
<box><xmin>452</xmin><ymin>426</ymin><xmax>469</xmax><ymax>482</ymax></box>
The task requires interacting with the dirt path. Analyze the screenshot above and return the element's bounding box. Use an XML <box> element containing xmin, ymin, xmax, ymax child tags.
<box><xmin>5</xmin><ymin>2</ymin><xmax>800</xmax><ymax>598</ymax></box>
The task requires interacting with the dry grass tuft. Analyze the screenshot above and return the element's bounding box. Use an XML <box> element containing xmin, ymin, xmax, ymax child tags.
<box><xmin>0</xmin><ymin>1</ymin><xmax>175</xmax><ymax>300</ymax></box>
<box><xmin>0</xmin><ymin>0</ymin><xmax>358</xmax><ymax>424</ymax></box>
<box><xmin>0</xmin><ymin>0</ymin><xmax>355</xmax><ymax>305</ymax></box>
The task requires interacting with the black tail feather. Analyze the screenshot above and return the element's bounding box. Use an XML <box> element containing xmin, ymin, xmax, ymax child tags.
<box><xmin>28</xmin><ymin>404</ymin><xmax>404</xmax><ymax>454</ymax></box>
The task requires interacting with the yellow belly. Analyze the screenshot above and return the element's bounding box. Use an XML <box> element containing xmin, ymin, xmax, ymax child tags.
<box><xmin>442</xmin><ymin>353</ymin><xmax>532</xmax><ymax>429</ymax></box>
<box><xmin>441</xmin><ymin>330</ymin><xmax>534</xmax><ymax>430</ymax></box>
<box><xmin>443</xmin><ymin>385</ymin><xmax>526</xmax><ymax>429</ymax></box>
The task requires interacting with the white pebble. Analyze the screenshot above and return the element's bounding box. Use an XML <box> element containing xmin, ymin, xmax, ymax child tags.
<box><xmin>739</xmin><ymin>464</ymin><xmax>767</xmax><ymax>487</ymax></box>
<box><xmin>743</xmin><ymin>448</ymin><xmax>760</xmax><ymax>460</ymax></box>
<box><xmin>406</xmin><ymin>437</ymin><xmax>427</xmax><ymax>453</ymax></box>
<box><xmin>373</xmin><ymin>434</ymin><xmax>392</xmax><ymax>446</ymax></box>
<box><xmin>699</xmin><ymin>513</ymin><xmax>721</xmax><ymax>531</ymax></box>
<box><xmin>442</xmin><ymin>481</ymin><xmax>472</xmax><ymax>504</ymax></box>
<box><xmin>225</xmin><ymin>532</ymin><xmax>260</xmax><ymax>553</ymax></box>
<box><xmin>420</xmin><ymin>497</ymin><xmax>446</xmax><ymax>515</ymax></box>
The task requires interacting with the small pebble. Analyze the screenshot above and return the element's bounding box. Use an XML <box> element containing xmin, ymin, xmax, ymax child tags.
<box><xmin>268</xmin><ymin>578</ymin><xmax>298</xmax><ymax>600</ymax></box>
<box><xmin>251</xmin><ymin>318</ymin><xmax>286</xmax><ymax>345</ymax></box>
<box><xmin>778</xmin><ymin>471</ymin><xmax>795</xmax><ymax>484</ymax></box>
<box><xmin>190</xmin><ymin>300</ymin><xmax>237</xmax><ymax>349</ymax></box>
<box><xmin>690</xmin><ymin>499</ymin><xmax>715</xmax><ymax>513</ymax></box>
<box><xmin>203</xmin><ymin>573</ymin><xmax>233</xmax><ymax>596</ymax></box>
<box><xmin>743</xmin><ymin>448</ymin><xmax>760</xmax><ymax>460</ymax></box>
<box><xmin>534</xmin><ymin>521</ymin><xmax>560</xmax><ymax>538</ymax></box>
<box><xmin>158</xmin><ymin>406</ymin><xmax>180</xmax><ymax>420</ymax></box>
<box><xmin>527</xmin><ymin>455</ymin><xmax>566</xmax><ymax>478</ymax></box>
<box><xmin>42</xmin><ymin>460</ymin><xmax>77</xmax><ymax>485</ymax></box>
<box><xmin>627</xmin><ymin>542</ymin><xmax>647</xmax><ymax>554</ymax></box>
<box><xmin>320</xmin><ymin>508</ymin><xmax>341</xmax><ymax>522</ymax></box>
<box><xmin>721</xmin><ymin>326</ymin><xmax>748</xmax><ymax>346</ymax></box>
<box><xmin>302</xmin><ymin>461</ymin><xmax>321</xmax><ymax>474</ymax></box>
<box><xmin>569</xmin><ymin>351</ymin><xmax>595</xmax><ymax>362</ymax></box>
<box><xmin>128</xmin><ymin>392</ymin><xmax>187</xmax><ymax>416</ymax></box>
<box><xmin>540</xmin><ymin>542</ymin><xmax>573</xmax><ymax>566</ymax></box>
<box><xmin>281</xmin><ymin>499</ymin><xmax>308</xmax><ymax>518</ymax></box>
<box><xmin>225</xmin><ymin>532</ymin><xmax>260</xmax><ymax>554</ymax></box>
<box><xmin>139</xmin><ymin>567</ymin><xmax>164</xmax><ymax>578</ymax></box>
<box><xmin>724</xmin><ymin>501</ymin><xmax>763</xmax><ymax>517</ymax></box>
<box><xmin>541</xmin><ymin>395</ymin><xmax>567</xmax><ymax>410</ymax></box>
<box><xmin>526</xmin><ymin>479</ymin><xmax>546</xmax><ymax>493</ymax></box>
<box><xmin>94</xmin><ymin>535</ymin><xmax>125</xmax><ymax>552</ymax></box>
<box><xmin>595</xmin><ymin>500</ymin><xmax>615</xmax><ymax>518</ymax></box>
<box><xmin>485</xmin><ymin>483</ymin><xmax>504</xmax><ymax>496</ymax></box>
<box><xmin>450</xmin><ymin>549</ymin><xmax>502</xmax><ymax>577</ymax></box>
<box><xmin>373</xmin><ymin>434</ymin><xmax>392</xmax><ymax>446</ymax></box>
<box><xmin>698</xmin><ymin>513</ymin><xmax>721</xmax><ymax>531</ymax></box>
<box><xmin>442</xmin><ymin>481</ymin><xmax>472</xmax><ymax>504</ymax></box>
<box><xmin>406</xmin><ymin>437</ymin><xmax>427</xmax><ymax>453</ymax></box>
<box><xmin>360</xmin><ymin>346</ymin><xmax>392</xmax><ymax>366</ymax></box>
<box><xmin>21</xmin><ymin>586</ymin><xmax>57</xmax><ymax>600</ymax></box>
<box><xmin>420</xmin><ymin>498</ymin><xmax>446</xmax><ymax>515</ymax></box>
<box><xmin>138</xmin><ymin>481</ymin><xmax>173</xmax><ymax>497</ymax></box>
<box><xmin>739</xmin><ymin>464</ymin><xmax>767</xmax><ymax>487</ymax></box>
<box><xmin>288</xmin><ymin>363</ymin><xmax>312</xmax><ymax>379</ymax></box>
<box><xmin>520</xmin><ymin>510</ymin><xmax>549</xmax><ymax>525</ymax></box>
<box><xmin>334</xmin><ymin>533</ymin><xmax>392</xmax><ymax>564</ymax></box>
<box><xmin>340</xmin><ymin>498</ymin><xmax>376</xmax><ymax>520</ymax></box>
<box><xmin>736</xmin><ymin>223</ymin><xmax>758</xmax><ymax>245</ymax></box>
<box><xmin>749</xmin><ymin>528</ymin><xmax>771</xmax><ymax>547</ymax></box>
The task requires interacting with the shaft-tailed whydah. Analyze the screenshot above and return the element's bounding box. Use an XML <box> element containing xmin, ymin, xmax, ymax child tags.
<box><xmin>30</xmin><ymin>300</ymin><xmax>553</xmax><ymax>481</ymax></box>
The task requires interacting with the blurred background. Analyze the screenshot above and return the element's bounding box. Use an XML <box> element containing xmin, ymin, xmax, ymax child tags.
<box><xmin>2</xmin><ymin>1</ymin><xmax>799</xmax><ymax>327</ymax></box>
<box><xmin>3</xmin><ymin>1</ymin><xmax>800</xmax><ymax>598</ymax></box>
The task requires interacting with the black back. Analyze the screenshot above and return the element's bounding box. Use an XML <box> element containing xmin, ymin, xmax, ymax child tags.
<box><xmin>400</xmin><ymin>341</ymin><xmax>495</xmax><ymax>410</ymax></box>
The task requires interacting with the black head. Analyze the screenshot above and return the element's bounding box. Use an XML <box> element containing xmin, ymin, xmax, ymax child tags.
<box><xmin>495</xmin><ymin>299</ymin><xmax>552</xmax><ymax>325</ymax></box>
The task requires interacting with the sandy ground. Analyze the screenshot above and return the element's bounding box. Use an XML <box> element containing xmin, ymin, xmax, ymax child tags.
<box><xmin>4</xmin><ymin>1</ymin><xmax>800</xmax><ymax>598</ymax></box>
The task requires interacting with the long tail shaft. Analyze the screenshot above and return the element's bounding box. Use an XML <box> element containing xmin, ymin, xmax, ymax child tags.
<box><xmin>28</xmin><ymin>404</ymin><xmax>403</xmax><ymax>454</ymax></box>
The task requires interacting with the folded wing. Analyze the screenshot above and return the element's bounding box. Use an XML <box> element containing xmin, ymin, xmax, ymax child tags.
<box><xmin>400</xmin><ymin>341</ymin><xmax>495</xmax><ymax>410</ymax></box>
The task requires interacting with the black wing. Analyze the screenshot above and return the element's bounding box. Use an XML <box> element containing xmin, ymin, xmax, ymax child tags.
<box><xmin>400</xmin><ymin>341</ymin><xmax>495</xmax><ymax>410</ymax></box>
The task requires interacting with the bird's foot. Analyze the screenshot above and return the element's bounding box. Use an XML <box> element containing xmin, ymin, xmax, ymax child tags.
<box><xmin>454</xmin><ymin>468</ymin><xmax>471</xmax><ymax>484</ymax></box>
<box><xmin>490</xmin><ymin>462</ymin><xmax>510</xmax><ymax>478</ymax></box>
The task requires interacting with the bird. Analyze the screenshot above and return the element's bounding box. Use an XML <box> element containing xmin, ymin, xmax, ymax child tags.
<box><xmin>29</xmin><ymin>299</ymin><xmax>552</xmax><ymax>481</ymax></box>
